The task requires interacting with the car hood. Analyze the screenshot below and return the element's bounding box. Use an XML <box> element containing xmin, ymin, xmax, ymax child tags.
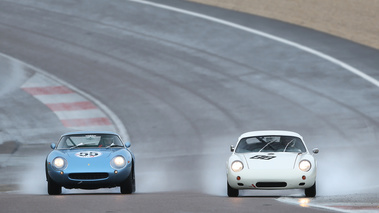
<box><xmin>242</xmin><ymin>152</ymin><xmax>300</xmax><ymax>170</ymax></box>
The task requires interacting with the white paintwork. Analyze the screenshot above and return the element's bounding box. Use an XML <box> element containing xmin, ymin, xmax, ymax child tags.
<box><xmin>227</xmin><ymin>131</ymin><xmax>317</xmax><ymax>191</ymax></box>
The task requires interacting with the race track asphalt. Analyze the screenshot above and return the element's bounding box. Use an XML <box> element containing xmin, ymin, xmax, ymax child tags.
<box><xmin>0</xmin><ymin>0</ymin><xmax>378</xmax><ymax>212</ymax></box>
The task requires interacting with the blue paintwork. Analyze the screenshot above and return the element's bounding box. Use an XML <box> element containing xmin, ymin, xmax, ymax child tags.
<box><xmin>45</xmin><ymin>131</ymin><xmax>134</xmax><ymax>190</ymax></box>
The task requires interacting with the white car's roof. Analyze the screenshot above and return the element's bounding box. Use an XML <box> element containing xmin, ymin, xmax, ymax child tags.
<box><xmin>238</xmin><ymin>130</ymin><xmax>303</xmax><ymax>141</ymax></box>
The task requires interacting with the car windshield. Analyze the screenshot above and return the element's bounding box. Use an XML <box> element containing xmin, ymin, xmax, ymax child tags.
<box><xmin>235</xmin><ymin>135</ymin><xmax>306</xmax><ymax>153</ymax></box>
<box><xmin>57</xmin><ymin>134</ymin><xmax>124</xmax><ymax>149</ymax></box>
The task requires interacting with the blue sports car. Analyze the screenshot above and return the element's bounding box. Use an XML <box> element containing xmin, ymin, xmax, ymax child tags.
<box><xmin>45</xmin><ymin>131</ymin><xmax>135</xmax><ymax>195</ymax></box>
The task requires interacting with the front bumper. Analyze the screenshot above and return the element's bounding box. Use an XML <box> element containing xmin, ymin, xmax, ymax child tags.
<box><xmin>227</xmin><ymin>168</ymin><xmax>316</xmax><ymax>190</ymax></box>
<box><xmin>47</xmin><ymin>163</ymin><xmax>132</xmax><ymax>189</ymax></box>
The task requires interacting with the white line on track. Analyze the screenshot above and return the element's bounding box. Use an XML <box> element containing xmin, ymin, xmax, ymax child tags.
<box><xmin>129</xmin><ymin>0</ymin><xmax>379</xmax><ymax>88</ymax></box>
<box><xmin>278</xmin><ymin>197</ymin><xmax>379</xmax><ymax>213</ymax></box>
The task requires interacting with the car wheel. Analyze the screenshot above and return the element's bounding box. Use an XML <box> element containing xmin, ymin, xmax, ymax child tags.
<box><xmin>131</xmin><ymin>165</ymin><xmax>136</xmax><ymax>193</ymax></box>
<box><xmin>120</xmin><ymin>165</ymin><xmax>135</xmax><ymax>194</ymax></box>
<box><xmin>227</xmin><ymin>182</ymin><xmax>239</xmax><ymax>197</ymax></box>
<box><xmin>47</xmin><ymin>177</ymin><xmax>62</xmax><ymax>195</ymax></box>
<box><xmin>305</xmin><ymin>182</ymin><xmax>316</xmax><ymax>197</ymax></box>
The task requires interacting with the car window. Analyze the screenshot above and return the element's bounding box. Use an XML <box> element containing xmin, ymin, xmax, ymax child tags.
<box><xmin>235</xmin><ymin>136</ymin><xmax>306</xmax><ymax>153</ymax></box>
<box><xmin>57</xmin><ymin>134</ymin><xmax>124</xmax><ymax>149</ymax></box>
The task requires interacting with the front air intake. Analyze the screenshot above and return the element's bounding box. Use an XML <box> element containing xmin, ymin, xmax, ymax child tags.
<box><xmin>69</xmin><ymin>173</ymin><xmax>108</xmax><ymax>180</ymax></box>
<box><xmin>256</xmin><ymin>182</ymin><xmax>287</xmax><ymax>187</ymax></box>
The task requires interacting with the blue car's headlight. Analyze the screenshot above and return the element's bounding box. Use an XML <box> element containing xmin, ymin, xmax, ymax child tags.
<box><xmin>111</xmin><ymin>156</ymin><xmax>126</xmax><ymax>169</ymax></box>
<box><xmin>52</xmin><ymin>157</ymin><xmax>67</xmax><ymax>170</ymax></box>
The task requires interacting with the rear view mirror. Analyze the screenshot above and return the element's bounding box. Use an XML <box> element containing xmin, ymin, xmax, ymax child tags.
<box><xmin>312</xmin><ymin>148</ymin><xmax>319</xmax><ymax>154</ymax></box>
<box><xmin>124</xmin><ymin>141</ymin><xmax>131</xmax><ymax>148</ymax></box>
<box><xmin>230</xmin><ymin>145</ymin><xmax>235</xmax><ymax>152</ymax></box>
<box><xmin>50</xmin><ymin>143</ymin><xmax>56</xmax><ymax>149</ymax></box>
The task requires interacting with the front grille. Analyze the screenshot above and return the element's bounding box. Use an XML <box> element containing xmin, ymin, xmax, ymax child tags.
<box><xmin>256</xmin><ymin>182</ymin><xmax>287</xmax><ymax>187</ymax></box>
<box><xmin>69</xmin><ymin>173</ymin><xmax>108</xmax><ymax>180</ymax></box>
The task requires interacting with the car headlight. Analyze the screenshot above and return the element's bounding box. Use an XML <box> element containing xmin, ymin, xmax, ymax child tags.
<box><xmin>111</xmin><ymin>156</ymin><xmax>126</xmax><ymax>169</ymax></box>
<box><xmin>231</xmin><ymin>160</ymin><xmax>244</xmax><ymax>172</ymax></box>
<box><xmin>299</xmin><ymin>160</ymin><xmax>311</xmax><ymax>172</ymax></box>
<box><xmin>52</xmin><ymin>157</ymin><xmax>67</xmax><ymax>170</ymax></box>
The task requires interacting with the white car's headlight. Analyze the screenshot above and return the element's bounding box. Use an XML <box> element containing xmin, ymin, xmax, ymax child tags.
<box><xmin>231</xmin><ymin>160</ymin><xmax>244</xmax><ymax>172</ymax></box>
<box><xmin>299</xmin><ymin>160</ymin><xmax>311</xmax><ymax>172</ymax></box>
<box><xmin>111</xmin><ymin>156</ymin><xmax>126</xmax><ymax>169</ymax></box>
<box><xmin>52</xmin><ymin>157</ymin><xmax>67</xmax><ymax>170</ymax></box>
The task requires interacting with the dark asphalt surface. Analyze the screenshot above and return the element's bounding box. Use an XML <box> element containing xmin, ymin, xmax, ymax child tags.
<box><xmin>0</xmin><ymin>0</ymin><xmax>378</xmax><ymax>212</ymax></box>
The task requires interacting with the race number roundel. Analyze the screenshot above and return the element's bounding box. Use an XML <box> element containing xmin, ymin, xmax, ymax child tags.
<box><xmin>75</xmin><ymin>151</ymin><xmax>102</xmax><ymax>158</ymax></box>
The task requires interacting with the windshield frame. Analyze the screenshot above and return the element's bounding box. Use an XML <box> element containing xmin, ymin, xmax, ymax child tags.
<box><xmin>56</xmin><ymin>134</ymin><xmax>125</xmax><ymax>149</ymax></box>
<box><xmin>235</xmin><ymin>135</ymin><xmax>307</xmax><ymax>153</ymax></box>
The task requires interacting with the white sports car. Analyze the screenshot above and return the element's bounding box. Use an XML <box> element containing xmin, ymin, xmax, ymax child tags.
<box><xmin>226</xmin><ymin>130</ymin><xmax>318</xmax><ymax>197</ymax></box>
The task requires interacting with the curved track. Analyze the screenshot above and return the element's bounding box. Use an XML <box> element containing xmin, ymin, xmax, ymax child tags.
<box><xmin>0</xmin><ymin>0</ymin><xmax>378</xmax><ymax>212</ymax></box>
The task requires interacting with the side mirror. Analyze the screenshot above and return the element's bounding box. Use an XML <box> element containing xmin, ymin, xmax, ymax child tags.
<box><xmin>230</xmin><ymin>145</ymin><xmax>235</xmax><ymax>152</ymax></box>
<box><xmin>50</xmin><ymin>143</ymin><xmax>56</xmax><ymax>149</ymax></box>
<box><xmin>124</xmin><ymin>141</ymin><xmax>131</xmax><ymax>148</ymax></box>
<box><xmin>312</xmin><ymin>148</ymin><xmax>319</xmax><ymax>154</ymax></box>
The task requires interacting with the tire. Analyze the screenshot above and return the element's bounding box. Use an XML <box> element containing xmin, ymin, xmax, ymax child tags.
<box><xmin>227</xmin><ymin>182</ymin><xmax>239</xmax><ymax>197</ymax></box>
<box><xmin>120</xmin><ymin>165</ymin><xmax>135</xmax><ymax>194</ymax></box>
<box><xmin>47</xmin><ymin>177</ymin><xmax>62</xmax><ymax>195</ymax></box>
<box><xmin>305</xmin><ymin>182</ymin><xmax>316</xmax><ymax>197</ymax></box>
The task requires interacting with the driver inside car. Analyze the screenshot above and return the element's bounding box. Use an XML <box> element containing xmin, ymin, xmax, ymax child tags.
<box><xmin>98</xmin><ymin>137</ymin><xmax>113</xmax><ymax>147</ymax></box>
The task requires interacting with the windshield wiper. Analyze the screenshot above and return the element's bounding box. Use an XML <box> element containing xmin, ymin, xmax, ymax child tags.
<box><xmin>283</xmin><ymin>139</ymin><xmax>295</xmax><ymax>152</ymax></box>
<box><xmin>259</xmin><ymin>141</ymin><xmax>275</xmax><ymax>152</ymax></box>
<box><xmin>70</xmin><ymin>143</ymin><xmax>85</xmax><ymax>149</ymax></box>
<box><xmin>106</xmin><ymin>143</ymin><xmax>123</xmax><ymax>148</ymax></box>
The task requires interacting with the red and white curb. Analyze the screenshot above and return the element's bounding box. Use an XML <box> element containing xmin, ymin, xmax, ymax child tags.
<box><xmin>1</xmin><ymin>56</ymin><xmax>129</xmax><ymax>142</ymax></box>
<box><xmin>21</xmin><ymin>73</ymin><xmax>116</xmax><ymax>131</ymax></box>
<box><xmin>21</xmin><ymin>73</ymin><xmax>114</xmax><ymax>131</ymax></box>
<box><xmin>0</xmin><ymin>52</ymin><xmax>129</xmax><ymax>141</ymax></box>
